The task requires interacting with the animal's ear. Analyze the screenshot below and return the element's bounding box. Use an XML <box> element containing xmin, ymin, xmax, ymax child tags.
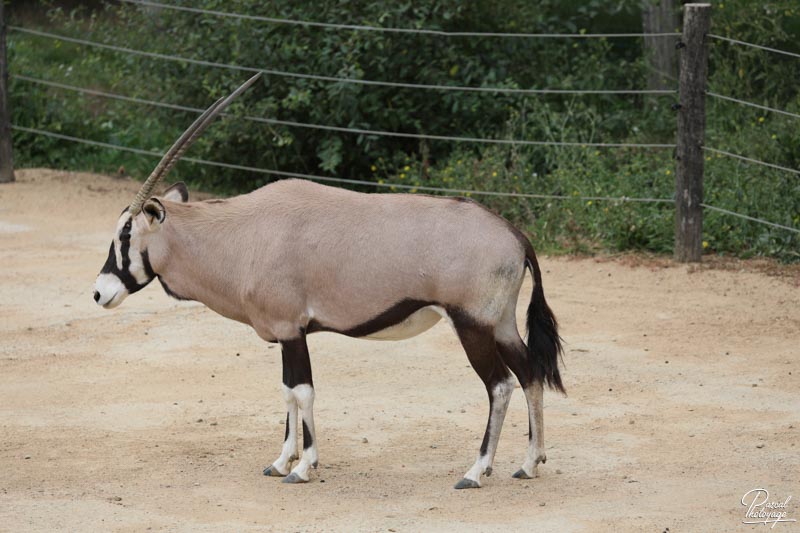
<box><xmin>142</xmin><ymin>198</ymin><xmax>166</xmax><ymax>227</ymax></box>
<box><xmin>163</xmin><ymin>182</ymin><xmax>189</xmax><ymax>203</ymax></box>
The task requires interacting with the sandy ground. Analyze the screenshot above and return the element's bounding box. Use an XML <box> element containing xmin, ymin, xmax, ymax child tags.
<box><xmin>0</xmin><ymin>169</ymin><xmax>798</xmax><ymax>532</ymax></box>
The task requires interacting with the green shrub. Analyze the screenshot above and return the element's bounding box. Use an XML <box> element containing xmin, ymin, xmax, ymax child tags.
<box><xmin>7</xmin><ymin>0</ymin><xmax>800</xmax><ymax>260</ymax></box>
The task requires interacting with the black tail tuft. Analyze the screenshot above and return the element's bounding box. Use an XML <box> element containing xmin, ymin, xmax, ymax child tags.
<box><xmin>525</xmin><ymin>256</ymin><xmax>565</xmax><ymax>394</ymax></box>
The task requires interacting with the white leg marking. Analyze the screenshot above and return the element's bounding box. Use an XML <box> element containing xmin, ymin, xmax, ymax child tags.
<box><xmin>270</xmin><ymin>385</ymin><xmax>299</xmax><ymax>475</ymax></box>
<box><xmin>288</xmin><ymin>384</ymin><xmax>317</xmax><ymax>481</ymax></box>
<box><xmin>462</xmin><ymin>377</ymin><xmax>515</xmax><ymax>484</ymax></box>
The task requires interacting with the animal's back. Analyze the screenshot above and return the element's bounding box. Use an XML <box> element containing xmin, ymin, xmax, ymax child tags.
<box><xmin>232</xmin><ymin>180</ymin><xmax>528</xmax><ymax>330</ymax></box>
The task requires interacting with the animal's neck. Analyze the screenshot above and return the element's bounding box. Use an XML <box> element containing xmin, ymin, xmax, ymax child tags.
<box><xmin>151</xmin><ymin>204</ymin><xmax>253</xmax><ymax>324</ymax></box>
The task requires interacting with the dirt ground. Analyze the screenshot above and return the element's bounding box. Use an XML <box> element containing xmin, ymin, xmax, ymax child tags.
<box><xmin>1</xmin><ymin>169</ymin><xmax>798</xmax><ymax>532</ymax></box>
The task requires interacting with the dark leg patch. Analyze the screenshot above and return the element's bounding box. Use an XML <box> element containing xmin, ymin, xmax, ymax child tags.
<box><xmin>281</xmin><ymin>337</ymin><xmax>313</xmax><ymax>388</ymax></box>
<box><xmin>302</xmin><ymin>420</ymin><xmax>313</xmax><ymax>450</ymax></box>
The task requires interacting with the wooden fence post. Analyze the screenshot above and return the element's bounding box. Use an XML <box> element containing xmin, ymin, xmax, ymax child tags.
<box><xmin>674</xmin><ymin>3</ymin><xmax>710</xmax><ymax>262</ymax></box>
<box><xmin>0</xmin><ymin>0</ymin><xmax>15</xmax><ymax>183</ymax></box>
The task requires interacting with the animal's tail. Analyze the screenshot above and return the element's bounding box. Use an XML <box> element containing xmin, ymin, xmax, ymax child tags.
<box><xmin>524</xmin><ymin>246</ymin><xmax>565</xmax><ymax>394</ymax></box>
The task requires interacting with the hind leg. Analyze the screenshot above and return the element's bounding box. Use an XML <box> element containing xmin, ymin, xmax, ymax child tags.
<box><xmin>451</xmin><ymin>312</ymin><xmax>515</xmax><ymax>489</ymax></box>
<box><xmin>495</xmin><ymin>304</ymin><xmax>547</xmax><ymax>480</ymax></box>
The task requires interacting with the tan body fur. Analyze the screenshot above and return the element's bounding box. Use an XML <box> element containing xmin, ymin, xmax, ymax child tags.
<box><xmin>148</xmin><ymin>179</ymin><xmax>527</xmax><ymax>342</ymax></box>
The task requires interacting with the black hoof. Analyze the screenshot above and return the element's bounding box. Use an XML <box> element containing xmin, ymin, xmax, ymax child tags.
<box><xmin>282</xmin><ymin>473</ymin><xmax>307</xmax><ymax>484</ymax></box>
<box><xmin>454</xmin><ymin>478</ymin><xmax>481</xmax><ymax>490</ymax></box>
<box><xmin>263</xmin><ymin>465</ymin><xmax>285</xmax><ymax>477</ymax></box>
<box><xmin>485</xmin><ymin>466</ymin><xmax>493</xmax><ymax>477</ymax></box>
<box><xmin>312</xmin><ymin>461</ymin><xmax>318</xmax><ymax>469</ymax></box>
<box><xmin>512</xmin><ymin>468</ymin><xmax>533</xmax><ymax>479</ymax></box>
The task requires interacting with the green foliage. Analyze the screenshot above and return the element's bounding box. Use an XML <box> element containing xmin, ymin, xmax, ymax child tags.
<box><xmin>6</xmin><ymin>0</ymin><xmax>800</xmax><ymax>260</ymax></box>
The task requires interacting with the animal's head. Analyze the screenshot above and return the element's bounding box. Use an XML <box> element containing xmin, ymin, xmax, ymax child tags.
<box><xmin>93</xmin><ymin>183</ymin><xmax>189</xmax><ymax>308</ymax></box>
<box><xmin>92</xmin><ymin>72</ymin><xmax>261</xmax><ymax>309</ymax></box>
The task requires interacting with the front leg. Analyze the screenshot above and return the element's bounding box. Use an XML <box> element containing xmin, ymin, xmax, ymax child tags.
<box><xmin>263</xmin><ymin>387</ymin><xmax>298</xmax><ymax>477</ymax></box>
<box><xmin>284</xmin><ymin>382</ymin><xmax>317</xmax><ymax>483</ymax></box>
<box><xmin>274</xmin><ymin>335</ymin><xmax>318</xmax><ymax>484</ymax></box>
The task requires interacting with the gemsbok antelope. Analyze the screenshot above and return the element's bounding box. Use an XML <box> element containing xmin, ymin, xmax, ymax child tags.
<box><xmin>93</xmin><ymin>74</ymin><xmax>564</xmax><ymax>489</ymax></box>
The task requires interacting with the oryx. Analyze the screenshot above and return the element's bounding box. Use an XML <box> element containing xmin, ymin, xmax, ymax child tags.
<box><xmin>94</xmin><ymin>74</ymin><xmax>564</xmax><ymax>489</ymax></box>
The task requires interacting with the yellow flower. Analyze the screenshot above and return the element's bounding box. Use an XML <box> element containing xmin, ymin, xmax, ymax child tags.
<box><xmin>492</xmin><ymin>171</ymin><xmax>497</xmax><ymax>177</ymax></box>
<box><xmin>586</xmin><ymin>200</ymin><xmax>593</xmax><ymax>206</ymax></box>
<box><xmin>370</xmin><ymin>165</ymin><xmax>377</xmax><ymax>172</ymax></box>
<box><xmin>772</xmin><ymin>134</ymin><xmax>777</xmax><ymax>140</ymax></box>
<box><xmin>465</xmin><ymin>192</ymin><xmax>472</xmax><ymax>197</ymax></box>
<box><xmin>410</xmin><ymin>188</ymin><xmax>418</xmax><ymax>193</ymax></box>
<box><xmin>399</xmin><ymin>173</ymin><xmax>406</xmax><ymax>179</ymax></box>
<box><xmin>594</xmin><ymin>151</ymin><xmax>600</xmax><ymax>156</ymax></box>
<box><xmin>665</xmin><ymin>170</ymin><xmax>672</xmax><ymax>175</ymax></box>
<box><xmin>758</xmin><ymin>116</ymin><xmax>765</xmax><ymax>123</ymax></box>
<box><xmin>378</xmin><ymin>179</ymin><xmax>384</xmax><ymax>184</ymax></box>
<box><xmin>702</xmin><ymin>241</ymin><xmax>709</xmax><ymax>249</ymax></box>
<box><xmin>706</xmin><ymin>156</ymin><xmax>712</xmax><ymax>161</ymax></box>
<box><xmin>404</xmin><ymin>165</ymin><xmax>410</xmax><ymax>171</ymax></box>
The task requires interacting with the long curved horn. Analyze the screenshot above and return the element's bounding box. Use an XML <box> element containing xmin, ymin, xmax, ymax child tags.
<box><xmin>129</xmin><ymin>72</ymin><xmax>262</xmax><ymax>215</ymax></box>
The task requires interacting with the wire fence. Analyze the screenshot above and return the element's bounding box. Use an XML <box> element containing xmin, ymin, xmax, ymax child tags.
<box><xmin>6</xmin><ymin>3</ymin><xmax>800</xmax><ymax>241</ymax></box>
<box><xmin>10</xmin><ymin>75</ymin><xmax>676</xmax><ymax>149</ymax></box>
<box><xmin>706</xmin><ymin>91</ymin><xmax>800</xmax><ymax>121</ymax></box>
<box><xmin>703</xmin><ymin>147</ymin><xmax>800</xmax><ymax>177</ymax></box>
<box><xmin>119</xmin><ymin>0</ymin><xmax>682</xmax><ymax>39</ymax></box>
<box><xmin>12</xmin><ymin>125</ymin><xmax>675</xmax><ymax>204</ymax></box>
<box><xmin>10</xmin><ymin>26</ymin><xmax>677</xmax><ymax>96</ymax></box>
<box><xmin>709</xmin><ymin>33</ymin><xmax>800</xmax><ymax>61</ymax></box>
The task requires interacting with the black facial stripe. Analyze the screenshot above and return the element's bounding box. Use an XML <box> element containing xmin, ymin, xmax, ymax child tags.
<box><xmin>141</xmin><ymin>249</ymin><xmax>156</xmax><ymax>280</ymax></box>
<box><xmin>158</xmin><ymin>276</ymin><xmax>191</xmax><ymax>301</ymax></box>
<box><xmin>119</xmin><ymin>219</ymin><xmax>133</xmax><ymax>271</ymax></box>
<box><xmin>100</xmin><ymin>242</ymin><xmax>116</xmax><ymax>275</ymax></box>
<box><xmin>98</xmin><ymin>217</ymin><xmax>155</xmax><ymax>295</ymax></box>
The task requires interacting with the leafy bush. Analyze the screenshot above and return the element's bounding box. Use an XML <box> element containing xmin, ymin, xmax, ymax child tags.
<box><xmin>6</xmin><ymin>0</ymin><xmax>800</xmax><ymax>260</ymax></box>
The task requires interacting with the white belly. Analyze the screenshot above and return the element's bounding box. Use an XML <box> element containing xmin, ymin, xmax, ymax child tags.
<box><xmin>364</xmin><ymin>305</ymin><xmax>444</xmax><ymax>341</ymax></box>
